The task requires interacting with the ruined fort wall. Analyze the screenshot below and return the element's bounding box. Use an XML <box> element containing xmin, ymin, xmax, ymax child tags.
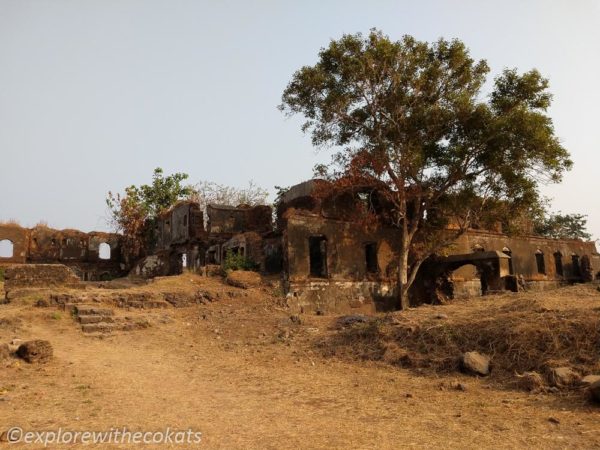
<box><xmin>0</xmin><ymin>224</ymin><xmax>28</xmax><ymax>264</ymax></box>
<box><xmin>0</xmin><ymin>224</ymin><xmax>125</xmax><ymax>281</ymax></box>
<box><xmin>451</xmin><ymin>230</ymin><xmax>598</xmax><ymax>283</ymax></box>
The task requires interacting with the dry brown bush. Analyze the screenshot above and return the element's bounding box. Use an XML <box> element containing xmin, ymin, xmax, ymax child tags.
<box><xmin>319</xmin><ymin>288</ymin><xmax>600</xmax><ymax>383</ymax></box>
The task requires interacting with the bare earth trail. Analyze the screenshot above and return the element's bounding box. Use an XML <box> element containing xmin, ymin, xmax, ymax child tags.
<box><xmin>1</xmin><ymin>279</ymin><xmax>600</xmax><ymax>449</ymax></box>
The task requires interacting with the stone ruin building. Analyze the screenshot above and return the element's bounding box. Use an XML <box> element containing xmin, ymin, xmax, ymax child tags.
<box><xmin>1</xmin><ymin>179</ymin><xmax>599</xmax><ymax>312</ymax></box>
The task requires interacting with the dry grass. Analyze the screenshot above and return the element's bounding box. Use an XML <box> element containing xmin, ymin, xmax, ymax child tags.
<box><xmin>320</xmin><ymin>285</ymin><xmax>600</xmax><ymax>383</ymax></box>
<box><xmin>2</xmin><ymin>278</ymin><xmax>600</xmax><ymax>448</ymax></box>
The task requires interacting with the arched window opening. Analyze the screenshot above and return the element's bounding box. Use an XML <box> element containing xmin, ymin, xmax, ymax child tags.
<box><xmin>535</xmin><ymin>250</ymin><xmax>546</xmax><ymax>275</ymax></box>
<box><xmin>98</xmin><ymin>243</ymin><xmax>111</xmax><ymax>260</ymax></box>
<box><xmin>553</xmin><ymin>252</ymin><xmax>563</xmax><ymax>277</ymax></box>
<box><xmin>0</xmin><ymin>240</ymin><xmax>14</xmax><ymax>258</ymax></box>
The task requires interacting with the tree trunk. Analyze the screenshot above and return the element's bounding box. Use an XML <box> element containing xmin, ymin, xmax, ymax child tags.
<box><xmin>397</xmin><ymin>220</ymin><xmax>410</xmax><ymax>310</ymax></box>
<box><xmin>397</xmin><ymin>248</ymin><xmax>410</xmax><ymax>310</ymax></box>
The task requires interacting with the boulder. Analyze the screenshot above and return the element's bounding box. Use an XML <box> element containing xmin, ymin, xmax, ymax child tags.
<box><xmin>547</xmin><ymin>367</ymin><xmax>580</xmax><ymax>387</ymax></box>
<box><xmin>516</xmin><ymin>371</ymin><xmax>545</xmax><ymax>392</ymax></box>
<box><xmin>8</xmin><ymin>339</ymin><xmax>22</xmax><ymax>353</ymax></box>
<box><xmin>16</xmin><ymin>340</ymin><xmax>53</xmax><ymax>363</ymax></box>
<box><xmin>226</xmin><ymin>271</ymin><xmax>261</xmax><ymax>289</ymax></box>
<box><xmin>461</xmin><ymin>351</ymin><xmax>491</xmax><ymax>376</ymax></box>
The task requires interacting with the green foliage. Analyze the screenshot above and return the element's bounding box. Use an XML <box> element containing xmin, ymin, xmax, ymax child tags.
<box><xmin>280</xmin><ymin>29</ymin><xmax>573</xmax><ymax>304</ymax></box>
<box><xmin>0</xmin><ymin>267</ymin><xmax>4</xmax><ymax>282</ymax></box>
<box><xmin>106</xmin><ymin>168</ymin><xmax>192</xmax><ymax>257</ymax></box>
<box><xmin>223</xmin><ymin>250</ymin><xmax>258</xmax><ymax>272</ymax></box>
<box><xmin>534</xmin><ymin>213</ymin><xmax>592</xmax><ymax>240</ymax></box>
<box><xmin>273</xmin><ymin>185</ymin><xmax>290</xmax><ymax>210</ymax></box>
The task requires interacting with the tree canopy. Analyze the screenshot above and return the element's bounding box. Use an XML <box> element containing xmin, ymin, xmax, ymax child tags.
<box><xmin>280</xmin><ymin>30</ymin><xmax>572</xmax><ymax>308</ymax></box>
<box><xmin>534</xmin><ymin>213</ymin><xmax>592</xmax><ymax>241</ymax></box>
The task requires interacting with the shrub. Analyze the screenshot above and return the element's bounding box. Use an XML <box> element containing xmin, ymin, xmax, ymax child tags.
<box><xmin>223</xmin><ymin>250</ymin><xmax>258</xmax><ymax>272</ymax></box>
<box><xmin>0</xmin><ymin>268</ymin><xmax>4</xmax><ymax>282</ymax></box>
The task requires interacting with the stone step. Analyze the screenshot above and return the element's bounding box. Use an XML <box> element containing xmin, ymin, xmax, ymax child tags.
<box><xmin>78</xmin><ymin>314</ymin><xmax>114</xmax><ymax>324</ymax></box>
<box><xmin>61</xmin><ymin>303</ymin><xmax>79</xmax><ymax>313</ymax></box>
<box><xmin>75</xmin><ymin>305</ymin><xmax>114</xmax><ymax>316</ymax></box>
<box><xmin>81</xmin><ymin>323</ymin><xmax>116</xmax><ymax>334</ymax></box>
<box><xmin>141</xmin><ymin>300</ymin><xmax>170</xmax><ymax>309</ymax></box>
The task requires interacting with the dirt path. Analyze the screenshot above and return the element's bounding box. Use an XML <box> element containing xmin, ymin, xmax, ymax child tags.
<box><xmin>2</xmin><ymin>288</ymin><xmax>600</xmax><ymax>449</ymax></box>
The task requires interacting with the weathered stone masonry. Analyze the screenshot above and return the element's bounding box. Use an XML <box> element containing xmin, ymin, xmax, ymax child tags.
<box><xmin>0</xmin><ymin>224</ymin><xmax>124</xmax><ymax>281</ymax></box>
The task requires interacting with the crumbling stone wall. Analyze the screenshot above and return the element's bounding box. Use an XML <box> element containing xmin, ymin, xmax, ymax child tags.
<box><xmin>0</xmin><ymin>224</ymin><xmax>126</xmax><ymax>281</ymax></box>
<box><xmin>283</xmin><ymin>212</ymin><xmax>400</xmax><ymax>313</ymax></box>
<box><xmin>449</xmin><ymin>230</ymin><xmax>598</xmax><ymax>291</ymax></box>
<box><xmin>0</xmin><ymin>224</ymin><xmax>29</xmax><ymax>264</ymax></box>
<box><xmin>207</xmin><ymin>204</ymin><xmax>272</xmax><ymax>235</ymax></box>
<box><xmin>154</xmin><ymin>201</ymin><xmax>205</xmax><ymax>251</ymax></box>
<box><xmin>4</xmin><ymin>264</ymin><xmax>81</xmax><ymax>299</ymax></box>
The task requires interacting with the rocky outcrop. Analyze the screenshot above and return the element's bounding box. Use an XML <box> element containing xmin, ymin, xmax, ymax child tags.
<box><xmin>547</xmin><ymin>367</ymin><xmax>581</xmax><ymax>387</ymax></box>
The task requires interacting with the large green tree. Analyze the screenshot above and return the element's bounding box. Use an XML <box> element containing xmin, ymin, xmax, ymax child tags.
<box><xmin>280</xmin><ymin>30</ymin><xmax>572</xmax><ymax>309</ymax></box>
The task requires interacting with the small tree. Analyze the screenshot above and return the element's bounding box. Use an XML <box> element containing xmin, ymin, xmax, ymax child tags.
<box><xmin>280</xmin><ymin>30</ymin><xmax>572</xmax><ymax>309</ymax></box>
<box><xmin>106</xmin><ymin>168</ymin><xmax>192</xmax><ymax>259</ymax></box>
<box><xmin>223</xmin><ymin>250</ymin><xmax>259</xmax><ymax>272</ymax></box>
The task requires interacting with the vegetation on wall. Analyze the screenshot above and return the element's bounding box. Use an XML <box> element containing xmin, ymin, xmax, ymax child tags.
<box><xmin>223</xmin><ymin>250</ymin><xmax>259</xmax><ymax>272</ymax></box>
<box><xmin>106</xmin><ymin>168</ymin><xmax>193</xmax><ymax>259</ymax></box>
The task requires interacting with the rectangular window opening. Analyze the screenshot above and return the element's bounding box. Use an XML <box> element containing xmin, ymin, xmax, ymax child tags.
<box><xmin>554</xmin><ymin>252</ymin><xmax>563</xmax><ymax>277</ymax></box>
<box><xmin>572</xmin><ymin>255</ymin><xmax>581</xmax><ymax>277</ymax></box>
<box><xmin>309</xmin><ymin>236</ymin><xmax>327</xmax><ymax>278</ymax></box>
<box><xmin>365</xmin><ymin>242</ymin><xmax>378</xmax><ymax>274</ymax></box>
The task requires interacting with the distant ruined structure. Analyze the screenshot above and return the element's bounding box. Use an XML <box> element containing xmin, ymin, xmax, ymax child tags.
<box><xmin>0</xmin><ymin>224</ymin><xmax>124</xmax><ymax>281</ymax></box>
<box><xmin>1</xmin><ymin>179</ymin><xmax>599</xmax><ymax>312</ymax></box>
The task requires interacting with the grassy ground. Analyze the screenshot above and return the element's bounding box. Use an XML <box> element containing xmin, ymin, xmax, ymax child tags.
<box><xmin>1</xmin><ymin>277</ymin><xmax>600</xmax><ymax>449</ymax></box>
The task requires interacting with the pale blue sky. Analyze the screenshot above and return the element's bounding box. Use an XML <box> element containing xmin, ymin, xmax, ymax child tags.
<box><xmin>0</xmin><ymin>0</ymin><xmax>599</xmax><ymax>239</ymax></box>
